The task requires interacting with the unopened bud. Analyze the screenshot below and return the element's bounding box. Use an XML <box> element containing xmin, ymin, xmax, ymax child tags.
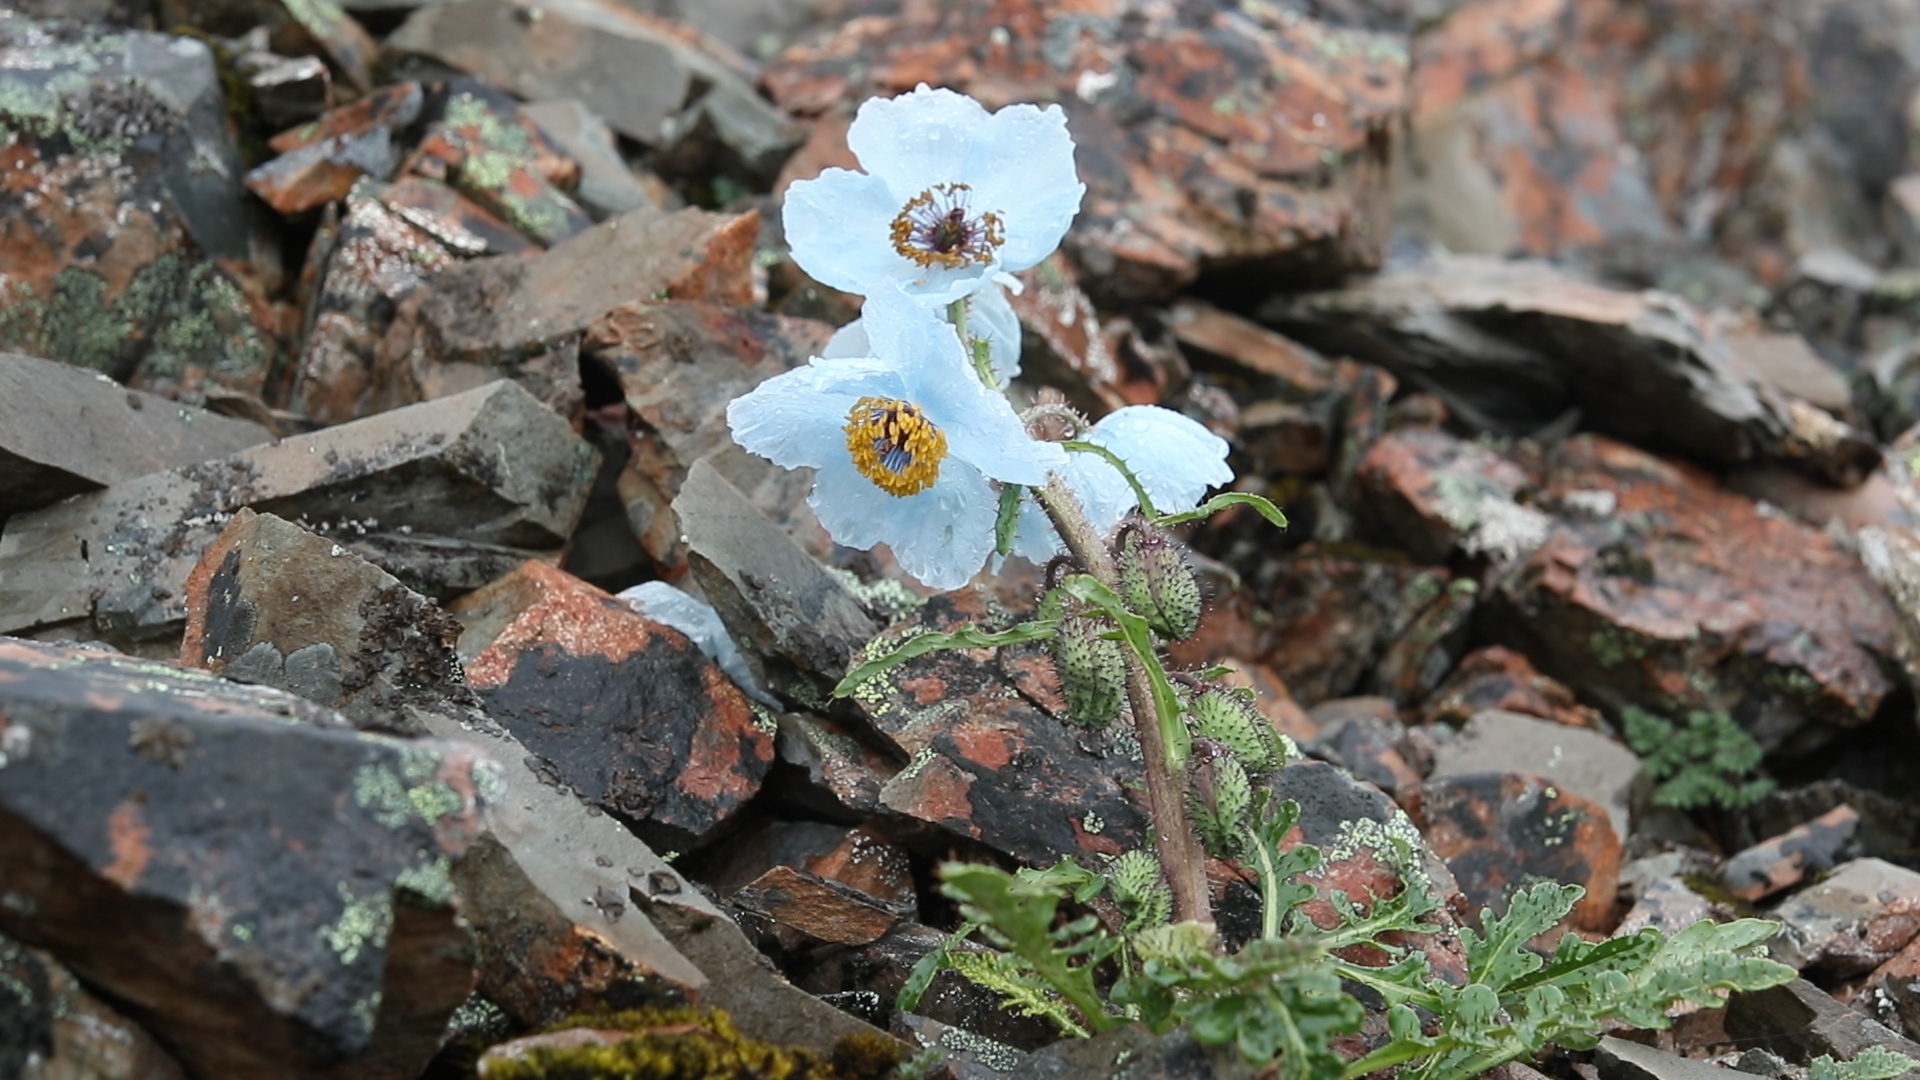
<box><xmin>1187</xmin><ymin>738</ymin><xmax>1253</xmax><ymax>858</ymax></box>
<box><xmin>1049</xmin><ymin>614</ymin><xmax>1124</xmax><ymax>727</ymax></box>
<box><xmin>1105</xmin><ymin>849</ymin><xmax>1172</xmax><ymax>930</ymax></box>
<box><xmin>1116</xmin><ymin>529</ymin><xmax>1202</xmax><ymax>640</ymax></box>
<box><xmin>1188</xmin><ymin>689</ymin><xmax>1284</xmax><ymax>781</ymax></box>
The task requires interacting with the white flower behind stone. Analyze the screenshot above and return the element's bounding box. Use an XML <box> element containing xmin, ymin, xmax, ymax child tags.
<box><xmin>783</xmin><ymin>84</ymin><xmax>1085</xmax><ymax>306</ymax></box>
<box><xmin>727</xmin><ymin>281</ymin><xmax>1068</xmax><ymax>590</ymax></box>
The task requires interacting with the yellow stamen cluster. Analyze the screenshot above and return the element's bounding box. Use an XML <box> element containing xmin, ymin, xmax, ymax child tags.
<box><xmin>889</xmin><ymin>182</ymin><xmax>1006</xmax><ymax>269</ymax></box>
<box><xmin>845</xmin><ymin>396</ymin><xmax>947</xmax><ymax>496</ymax></box>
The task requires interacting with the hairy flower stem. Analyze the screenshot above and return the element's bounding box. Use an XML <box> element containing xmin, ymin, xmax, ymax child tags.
<box><xmin>1035</xmin><ymin>475</ymin><xmax>1212</xmax><ymax>927</ymax></box>
<box><xmin>948</xmin><ymin>296</ymin><xmax>999</xmax><ymax>389</ymax></box>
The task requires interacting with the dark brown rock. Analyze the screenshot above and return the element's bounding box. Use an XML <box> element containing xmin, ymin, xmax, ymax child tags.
<box><xmin>1261</xmin><ymin>555</ymin><xmax>1457</xmax><ymax>705</ymax></box>
<box><xmin>0</xmin><ymin>637</ymin><xmax>489</xmax><ymax>1080</ymax></box>
<box><xmin>1596</xmin><ymin>1036</ymin><xmax>1769</xmax><ymax>1080</ymax></box>
<box><xmin>158</xmin><ymin>0</ymin><xmax>378</xmax><ymax>93</ymax></box>
<box><xmin>1356</xmin><ymin>426</ymin><xmax>1544</xmax><ymax>565</ymax></box>
<box><xmin>0</xmin><ymin>932</ymin><xmax>189</xmax><ymax>1080</ymax></box>
<box><xmin>244</xmin><ymin>82</ymin><xmax>424</xmax><ymax>216</ymax></box>
<box><xmin>1420</xmin><ymin>646</ymin><xmax>1603</xmax><ymax>729</ymax></box>
<box><xmin>1428</xmin><ymin>709</ymin><xmax>1641</xmax><ymax>840</ymax></box>
<box><xmin>773</xmin><ymin>713</ymin><xmax>902</xmax><ymax>819</ymax></box>
<box><xmin>1490</xmin><ymin>434</ymin><xmax>1900</xmax><ymax>751</ymax></box>
<box><xmin>1864</xmin><ymin>935</ymin><xmax>1920</xmax><ymax>1043</ymax></box>
<box><xmin>1007</xmin><ymin>254</ymin><xmax>1134</xmax><ymax>416</ymax></box>
<box><xmin>1401</xmin><ymin>771</ymin><xmax>1621</xmax><ymax>933</ymax></box>
<box><xmin>0</xmin><ymin>379</ymin><xmax>596</xmax><ymax>647</ymax></box>
<box><xmin>1167</xmin><ymin>300</ymin><xmax>1335</xmax><ymax>399</ymax></box>
<box><xmin>1767</xmin><ymin>858</ymin><xmax>1920</xmax><ymax>977</ymax></box>
<box><xmin>1727</xmin><ymin>978</ymin><xmax>1920</xmax><ymax>1074</ymax></box>
<box><xmin>1721</xmin><ymin>805</ymin><xmax>1862</xmax><ymax>903</ymax></box>
<box><xmin>243</xmin><ymin>53</ymin><xmax>330</xmax><ymax>132</ymax></box>
<box><xmin>763</xmin><ymin>0</ymin><xmax>1408</xmax><ymax>305</ymax></box>
<box><xmin>731</xmin><ymin>865</ymin><xmax>909</xmax><ymax>948</ymax></box>
<box><xmin>696</xmin><ymin>820</ymin><xmax>913</xmax><ymax>909</ymax></box>
<box><xmin>0</xmin><ymin>352</ymin><xmax>271</xmax><ymax>517</ymax></box>
<box><xmin>1008</xmin><ymin>1022</ymin><xmax>1262</xmax><ymax>1080</ymax></box>
<box><xmin>452</xmin><ymin>560</ymin><xmax>775</xmax><ymax>852</ymax></box>
<box><xmin>1305</xmin><ymin>710</ymin><xmax>1421</xmax><ymax>795</ymax></box>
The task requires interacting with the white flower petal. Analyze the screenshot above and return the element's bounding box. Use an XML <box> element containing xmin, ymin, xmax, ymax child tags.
<box><xmin>1008</xmin><ymin>495</ymin><xmax>1065</xmax><ymax>562</ymax></box>
<box><xmin>1059</xmin><ymin>448</ymin><xmax>1139</xmax><ymax>534</ymax></box>
<box><xmin>967</xmin><ymin>103</ymin><xmax>1084</xmax><ymax>272</ymax></box>
<box><xmin>808</xmin><ymin>457</ymin><xmax>997</xmax><ymax>590</ymax></box>
<box><xmin>968</xmin><ymin>280</ymin><xmax>1023</xmax><ymax>384</ymax></box>
<box><xmin>726</xmin><ymin>357</ymin><xmax>906</xmax><ymax>469</ymax></box>
<box><xmin>821</xmin><ymin>318</ymin><xmax>870</xmax><ymax>359</ymax></box>
<box><xmin>1086</xmin><ymin>406</ymin><xmax>1233</xmax><ymax>514</ymax></box>
<box><xmin>846</xmin><ymin>85</ymin><xmax>993</xmax><ymax>197</ymax></box>
<box><xmin>782</xmin><ymin>168</ymin><xmax>905</xmax><ymax>295</ymax></box>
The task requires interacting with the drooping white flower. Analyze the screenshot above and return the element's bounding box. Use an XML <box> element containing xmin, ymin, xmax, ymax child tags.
<box><xmin>1009</xmin><ymin>406</ymin><xmax>1234</xmax><ymax>562</ymax></box>
<box><xmin>823</xmin><ymin>276</ymin><xmax>1024</xmax><ymax>385</ymax></box>
<box><xmin>617</xmin><ymin>582</ymin><xmax>781</xmax><ymax>708</ymax></box>
<box><xmin>783</xmin><ymin>85</ymin><xmax>1084</xmax><ymax>306</ymax></box>
<box><xmin>728</xmin><ymin>281</ymin><xmax>1067</xmax><ymax>589</ymax></box>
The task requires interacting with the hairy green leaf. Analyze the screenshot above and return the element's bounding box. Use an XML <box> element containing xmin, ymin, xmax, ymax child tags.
<box><xmin>834</xmin><ymin>621</ymin><xmax>1058</xmax><ymax>698</ymax></box>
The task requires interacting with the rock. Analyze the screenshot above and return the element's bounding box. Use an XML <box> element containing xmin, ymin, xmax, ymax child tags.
<box><xmin>410</xmin><ymin>79</ymin><xmax>594</xmax><ymax>247</ymax></box>
<box><xmin>0</xmin><ymin>352</ymin><xmax>272</xmax><ymax>517</ymax></box>
<box><xmin>1767</xmin><ymin>858</ymin><xmax>1920</xmax><ymax>977</ymax></box>
<box><xmin>1726</xmin><ymin>978</ymin><xmax>1920</xmax><ymax>1073</ymax></box>
<box><xmin>1369</xmin><ymin>573</ymin><xmax>1478</xmax><ymax>705</ymax></box>
<box><xmin>0</xmin><ymin>12</ymin><xmax>279</xmax><ymax>394</ymax></box>
<box><xmin>1597</xmin><ymin>1036</ymin><xmax>1769</xmax><ymax>1080</ymax></box>
<box><xmin>158</xmin><ymin>0</ymin><xmax>378</xmax><ymax>93</ymax></box>
<box><xmin>373</xmin><ymin>205</ymin><xmax>756</xmax><ymax>418</ymax></box>
<box><xmin>450</xmin><ymin>560</ymin><xmax>775</xmax><ymax>852</ymax></box>
<box><xmin>892</xmin><ymin>1012</ymin><xmax>1033</xmax><ymax>1078</ymax></box>
<box><xmin>1864</xmin><ymin>936</ymin><xmax>1920</xmax><ymax>1043</ymax></box>
<box><xmin>1428</xmin><ymin>709</ymin><xmax>1640</xmax><ymax>840</ymax></box>
<box><xmin>695</xmin><ymin>820</ymin><xmax>913</xmax><ymax>908</ymax></box>
<box><xmin>1720</xmin><ymin>805</ymin><xmax>1862</xmax><ymax>903</ymax></box>
<box><xmin>1355</xmin><ymin>426</ymin><xmax>1546</xmax><ymax>565</ymax></box>
<box><xmin>243</xmin><ymin>53</ymin><xmax>331</xmax><ymax>132</ymax></box>
<box><xmin>763</xmin><ymin>0</ymin><xmax>1408</xmax><ymax>306</ymax></box>
<box><xmin>731</xmin><ymin>865</ymin><xmax>910</xmax><ymax>948</ymax></box>
<box><xmin>1008</xmin><ymin>1019</ymin><xmax>1263</xmax><ymax>1079</ymax></box>
<box><xmin>1266</xmin><ymin>256</ymin><xmax>1881</xmax><ymax>486</ymax></box>
<box><xmin>1401</xmin><ymin>772</ymin><xmax>1621</xmax><ymax>933</ymax></box>
<box><xmin>1614</xmin><ymin>876</ymin><xmax>1715</xmax><ymax>939</ymax></box>
<box><xmin>0</xmin><ymin>379</ymin><xmax>597</xmax><ymax>647</ymax></box>
<box><xmin>1304</xmin><ymin>704</ymin><xmax>1421</xmax><ymax>796</ymax></box>
<box><xmin>773</xmin><ymin>713</ymin><xmax>901</xmax><ymax>819</ymax></box>
<box><xmin>377</xmin><ymin>174</ymin><xmax>539</xmax><ymax>257</ymax></box>
<box><xmin>0</xmin><ymin>932</ymin><xmax>189</xmax><ymax>1080</ymax></box>
<box><xmin>522</xmin><ymin>98</ymin><xmax>670</xmax><ymax>220</ymax></box>
<box><xmin>0</xmin><ymin>637</ymin><xmax>490</xmax><ymax>1080</ymax></box>
<box><xmin>802</xmin><ymin>928</ymin><xmax>1059</xmax><ymax>1054</ymax></box>
<box><xmin>673</xmin><ymin>459</ymin><xmax>884</xmax><ymax>705</ymax></box>
<box><xmin>1489</xmin><ymin>435</ymin><xmax>1900</xmax><ymax>753</ymax></box>
<box><xmin>244</xmin><ymin>82</ymin><xmax>425</xmax><ymax>216</ymax></box>
<box><xmin>389</xmin><ymin>0</ymin><xmax>802</xmax><ymax>177</ymax></box>
<box><xmin>1262</xmin><ymin>556</ymin><xmax>1457</xmax><ymax>705</ymax></box>
<box><xmin>1166</xmin><ymin>300</ymin><xmax>1336</xmax><ymax>399</ymax></box>
<box><xmin>588</xmin><ymin>300</ymin><xmax>834</xmax><ymax>570</ymax></box>
<box><xmin>1419</xmin><ymin>646</ymin><xmax>1603</xmax><ymax>729</ymax></box>
<box><xmin>1736</xmin><ymin>782</ymin><xmax>1920</xmax><ymax>874</ymax></box>
<box><xmin>1007</xmin><ymin>256</ymin><xmax>1133</xmax><ymax>416</ymax></box>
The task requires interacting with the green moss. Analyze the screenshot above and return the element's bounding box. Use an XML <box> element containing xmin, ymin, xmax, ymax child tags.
<box><xmin>480</xmin><ymin>1006</ymin><xmax>905</xmax><ymax>1080</ymax></box>
<box><xmin>1587</xmin><ymin>625</ymin><xmax>1649</xmax><ymax>669</ymax></box>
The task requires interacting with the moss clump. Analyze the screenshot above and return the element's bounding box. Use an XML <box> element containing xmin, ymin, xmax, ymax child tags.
<box><xmin>479</xmin><ymin>1006</ymin><xmax>905</xmax><ymax>1080</ymax></box>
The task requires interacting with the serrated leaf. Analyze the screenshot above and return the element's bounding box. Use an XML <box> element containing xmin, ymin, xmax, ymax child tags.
<box><xmin>1463</xmin><ymin>882</ymin><xmax>1581</xmax><ymax>988</ymax></box>
<box><xmin>834</xmin><ymin>621</ymin><xmax>1058</xmax><ymax>698</ymax></box>
<box><xmin>1810</xmin><ymin>1046</ymin><xmax>1920</xmax><ymax>1080</ymax></box>
<box><xmin>1153</xmin><ymin>491</ymin><xmax>1290</xmax><ymax>529</ymax></box>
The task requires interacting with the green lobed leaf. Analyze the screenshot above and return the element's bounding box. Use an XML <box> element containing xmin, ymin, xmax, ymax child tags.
<box><xmin>833</xmin><ymin>621</ymin><xmax>1058</xmax><ymax>698</ymax></box>
<box><xmin>1153</xmin><ymin>491</ymin><xmax>1290</xmax><ymax>530</ymax></box>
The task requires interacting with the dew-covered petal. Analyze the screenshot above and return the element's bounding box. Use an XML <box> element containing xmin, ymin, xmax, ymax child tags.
<box><xmin>726</xmin><ymin>357</ymin><xmax>906</xmax><ymax>469</ymax></box>
<box><xmin>966</xmin><ymin>104</ymin><xmax>1084</xmax><ymax>272</ymax></box>
<box><xmin>820</xmin><ymin>318</ymin><xmax>870</xmax><ymax>360</ymax></box>
<box><xmin>783</xmin><ymin>168</ymin><xmax>905</xmax><ymax>295</ymax></box>
<box><xmin>968</xmin><ymin>280</ymin><xmax>1023</xmax><ymax>384</ymax></box>
<box><xmin>1086</xmin><ymin>406</ymin><xmax>1233</xmax><ymax>514</ymax></box>
<box><xmin>809</xmin><ymin>456</ymin><xmax>998</xmax><ymax>590</ymax></box>
<box><xmin>1008</xmin><ymin>495</ymin><xmax>1064</xmax><ymax>563</ymax></box>
<box><xmin>846</xmin><ymin>85</ymin><xmax>994</xmax><ymax>199</ymax></box>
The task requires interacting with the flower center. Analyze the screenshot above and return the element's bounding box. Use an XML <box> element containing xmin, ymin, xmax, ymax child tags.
<box><xmin>889</xmin><ymin>182</ymin><xmax>1006</xmax><ymax>270</ymax></box>
<box><xmin>845</xmin><ymin>396</ymin><xmax>947</xmax><ymax>496</ymax></box>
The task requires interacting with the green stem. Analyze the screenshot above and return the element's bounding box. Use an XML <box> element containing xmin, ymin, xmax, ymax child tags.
<box><xmin>1247</xmin><ymin>826</ymin><xmax>1283</xmax><ymax>940</ymax></box>
<box><xmin>948</xmin><ymin>295</ymin><xmax>999</xmax><ymax>388</ymax></box>
<box><xmin>1035</xmin><ymin>475</ymin><xmax>1210</xmax><ymax>927</ymax></box>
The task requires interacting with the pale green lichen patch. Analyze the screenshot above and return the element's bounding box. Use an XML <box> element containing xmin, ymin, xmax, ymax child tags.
<box><xmin>1323</xmin><ymin>811</ymin><xmax>1434</xmax><ymax>896</ymax></box>
<box><xmin>319</xmin><ymin>883</ymin><xmax>393</xmax><ymax>968</ymax></box>
<box><xmin>395</xmin><ymin>853</ymin><xmax>455</xmax><ymax>905</ymax></box>
<box><xmin>353</xmin><ymin>745</ymin><xmax>463</xmax><ymax>831</ymax></box>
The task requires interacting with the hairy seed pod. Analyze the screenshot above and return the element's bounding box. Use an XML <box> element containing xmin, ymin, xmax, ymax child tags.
<box><xmin>1048</xmin><ymin>615</ymin><xmax>1124</xmax><ymax>727</ymax></box>
<box><xmin>1188</xmin><ymin>689</ymin><xmax>1282</xmax><ymax>781</ymax></box>
<box><xmin>1187</xmin><ymin>739</ymin><xmax>1253</xmax><ymax>859</ymax></box>
<box><xmin>1105</xmin><ymin>849</ymin><xmax>1172</xmax><ymax>930</ymax></box>
<box><xmin>1116</xmin><ymin>529</ymin><xmax>1203</xmax><ymax>640</ymax></box>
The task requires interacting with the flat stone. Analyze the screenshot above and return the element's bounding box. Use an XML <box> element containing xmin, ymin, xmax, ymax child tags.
<box><xmin>1737</xmin><ymin>782</ymin><xmax>1920</xmax><ymax>875</ymax></box>
<box><xmin>522</xmin><ymin>98</ymin><xmax>668</xmax><ymax>220</ymax></box>
<box><xmin>1167</xmin><ymin>300</ymin><xmax>1335</xmax><ymax>399</ymax></box>
<box><xmin>1305</xmin><ymin>709</ymin><xmax>1421</xmax><ymax>795</ymax></box>
<box><xmin>0</xmin><ymin>637</ymin><xmax>490</xmax><ymax>1080</ymax></box>
<box><xmin>1768</xmin><ymin>858</ymin><xmax>1920</xmax><ymax>977</ymax></box>
<box><xmin>0</xmin><ymin>932</ymin><xmax>189</xmax><ymax>1080</ymax></box>
<box><xmin>0</xmin><ymin>379</ymin><xmax>597</xmax><ymax>647</ymax></box>
<box><xmin>764</xmin><ymin>0</ymin><xmax>1408</xmax><ymax>306</ymax></box>
<box><xmin>1420</xmin><ymin>646</ymin><xmax>1603</xmax><ymax>729</ymax></box>
<box><xmin>1428</xmin><ymin>709</ymin><xmax>1641</xmax><ymax>840</ymax></box>
<box><xmin>1262</xmin><ymin>556</ymin><xmax>1457</xmax><ymax>705</ymax></box>
<box><xmin>773</xmin><ymin>713</ymin><xmax>900</xmax><ymax>819</ymax></box>
<box><xmin>159</xmin><ymin>0</ymin><xmax>379</xmax><ymax>93</ymax></box>
<box><xmin>245</xmin><ymin>82</ymin><xmax>423</xmax><ymax>215</ymax></box>
<box><xmin>1726</xmin><ymin>978</ymin><xmax>1920</xmax><ymax>1076</ymax></box>
<box><xmin>378</xmin><ymin>174</ymin><xmax>537</xmax><ymax>258</ymax></box>
<box><xmin>0</xmin><ymin>352</ymin><xmax>271</xmax><ymax>517</ymax></box>
<box><xmin>1356</xmin><ymin>426</ymin><xmax>1545</xmax><ymax>565</ymax></box>
<box><xmin>696</xmin><ymin>820</ymin><xmax>913</xmax><ymax>909</ymax></box>
<box><xmin>1401</xmin><ymin>771</ymin><xmax>1621</xmax><ymax>933</ymax></box>
<box><xmin>451</xmin><ymin>560</ymin><xmax>775</xmax><ymax>852</ymax></box>
<box><xmin>1488</xmin><ymin>435</ymin><xmax>1900</xmax><ymax>752</ymax></box>
<box><xmin>1267</xmin><ymin>257</ymin><xmax>1881</xmax><ymax>486</ymax></box>
<box><xmin>1720</xmin><ymin>805</ymin><xmax>1862</xmax><ymax>903</ymax></box>
<box><xmin>892</xmin><ymin>1012</ymin><xmax>1033</xmax><ymax>1078</ymax></box>
<box><xmin>0</xmin><ymin>13</ymin><xmax>279</xmax><ymax>394</ymax></box>
<box><xmin>1597</xmin><ymin>1036</ymin><xmax>1768</xmax><ymax>1080</ymax></box>
<box><xmin>410</xmin><ymin>79</ymin><xmax>593</xmax><ymax>247</ymax></box>
<box><xmin>244</xmin><ymin>53</ymin><xmax>330</xmax><ymax>131</ymax></box>
<box><xmin>1613</xmin><ymin>876</ymin><xmax>1715</xmax><ymax>939</ymax></box>
<box><xmin>731</xmin><ymin>865</ymin><xmax>908</xmax><ymax>948</ymax></box>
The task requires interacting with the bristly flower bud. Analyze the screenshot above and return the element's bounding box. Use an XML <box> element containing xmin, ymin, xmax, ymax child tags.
<box><xmin>1115</xmin><ymin>527</ymin><xmax>1202</xmax><ymax>640</ymax></box>
<box><xmin>1187</xmin><ymin>689</ymin><xmax>1284</xmax><ymax>781</ymax></box>
<box><xmin>1105</xmin><ymin>849</ymin><xmax>1172</xmax><ymax>931</ymax></box>
<box><xmin>1048</xmin><ymin>614</ymin><xmax>1124</xmax><ymax>727</ymax></box>
<box><xmin>1187</xmin><ymin>738</ymin><xmax>1253</xmax><ymax>859</ymax></box>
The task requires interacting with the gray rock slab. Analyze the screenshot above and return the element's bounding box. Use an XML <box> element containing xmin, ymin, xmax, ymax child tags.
<box><xmin>0</xmin><ymin>352</ymin><xmax>272</xmax><ymax>516</ymax></box>
<box><xmin>1727</xmin><ymin>978</ymin><xmax>1920</xmax><ymax>1078</ymax></box>
<box><xmin>0</xmin><ymin>379</ymin><xmax>596</xmax><ymax>647</ymax></box>
<box><xmin>1429</xmin><ymin>709</ymin><xmax>1641</xmax><ymax>840</ymax></box>
<box><xmin>1597</xmin><ymin>1036</ymin><xmax>1767</xmax><ymax>1080</ymax></box>
<box><xmin>1769</xmin><ymin>858</ymin><xmax>1920</xmax><ymax>976</ymax></box>
<box><xmin>523</xmin><ymin>98</ymin><xmax>664</xmax><ymax>219</ymax></box>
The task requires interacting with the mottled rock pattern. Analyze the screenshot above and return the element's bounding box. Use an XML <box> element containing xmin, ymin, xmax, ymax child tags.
<box><xmin>1420</xmin><ymin>646</ymin><xmax>1602</xmax><ymax>729</ymax></box>
<box><xmin>0</xmin><ymin>638</ymin><xmax>488</xmax><ymax>1080</ymax></box>
<box><xmin>0</xmin><ymin>932</ymin><xmax>188</xmax><ymax>1080</ymax></box>
<box><xmin>245</xmin><ymin>82</ymin><xmax>424</xmax><ymax>215</ymax></box>
<box><xmin>410</xmin><ymin>79</ymin><xmax>592</xmax><ymax>247</ymax></box>
<box><xmin>1428</xmin><ymin>709</ymin><xmax>1641</xmax><ymax>839</ymax></box>
<box><xmin>1767</xmin><ymin>858</ymin><xmax>1920</xmax><ymax>977</ymax></box>
<box><xmin>1262</xmin><ymin>556</ymin><xmax>1458</xmax><ymax>705</ymax></box>
<box><xmin>732</xmin><ymin>865</ymin><xmax>909</xmax><ymax>948</ymax></box>
<box><xmin>1727</xmin><ymin>978</ymin><xmax>1920</xmax><ymax>1074</ymax></box>
<box><xmin>1721</xmin><ymin>805</ymin><xmax>1861</xmax><ymax>903</ymax></box>
<box><xmin>1356</xmin><ymin>426</ymin><xmax>1544</xmax><ymax>565</ymax></box>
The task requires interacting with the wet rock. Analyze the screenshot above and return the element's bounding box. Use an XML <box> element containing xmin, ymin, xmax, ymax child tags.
<box><xmin>1009</xmin><ymin>1018</ymin><xmax>1262</xmax><ymax>1079</ymax></box>
<box><xmin>764</xmin><ymin>0</ymin><xmax>1408</xmax><ymax>305</ymax></box>
<box><xmin>0</xmin><ymin>13</ymin><xmax>279</xmax><ymax>394</ymax></box>
<box><xmin>1262</xmin><ymin>555</ymin><xmax>1458</xmax><ymax>705</ymax></box>
<box><xmin>801</xmin><ymin>926</ymin><xmax>1059</xmax><ymax>1054</ymax></box>
<box><xmin>0</xmin><ymin>352</ymin><xmax>271</xmax><ymax>517</ymax></box>
<box><xmin>588</xmin><ymin>300</ymin><xmax>833</xmax><ymax>570</ymax></box>
<box><xmin>0</xmin><ymin>379</ymin><xmax>597</xmax><ymax>646</ymax></box>
<box><xmin>158</xmin><ymin>0</ymin><xmax>378</xmax><ymax>93</ymax></box>
<box><xmin>1401</xmin><ymin>772</ymin><xmax>1621</xmax><ymax>933</ymax></box>
<box><xmin>1267</xmin><ymin>257</ymin><xmax>1881</xmax><ymax>486</ymax></box>
<box><xmin>178</xmin><ymin>509</ymin><xmax>491</xmax><ymax>736</ymax></box>
<box><xmin>892</xmin><ymin>1012</ymin><xmax>1033</xmax><ymax>1078</ymax></box>
<box><xmin>1767</xmin><ymin>858</ymin><xmax>1920</xmax><ymax>977</ymax></box>
<box><xmin>451</xmin><ymin>560</ymin><xmax>775</xmax><ymax>853</ymax></box>
<box><xmin>0</xmin><ymin>932</ymin><xmax>189</xmax><ymax>1080</ymax></box>
<box><xmin>1597</xmin><ymin>1036</ymin><xmax>1768</xmax><ymax>1080</ymax></box>
<box><xmin>389</xmin><ymin>0</ymin><xmax>802</xmax><ymax>178</ymax></box>
<box><xmin>1489</xmin><ymin>435</ymin><xmax>1900</xmax><ymax>753</ymax></box>
<box><xmin>1428</xmin><ymin>709</ymin><xmax>1640</xmax><ymax>840</ymax></box>
<box><xmin>1420</xmin><ymin>646</ymin><xmax>1603</xmax><ymax>729</ymax></box>
<box><xmin>1355</xmin><ymin>426</ymin><xmax>1545</xmax><ymax>565</ymax></box>
<box><xmin>673</xmin><ymin>459</ymin><xmax>883</xmax><ymax>705</ymax></box>
<box><xmin>410</xmin><ymin>79</ymin><xmax>593</xmax><ymax>247</ymax></box>
<box><xmin>244</xmin><ymin>82</ymin><xmax>425</xmax><ymax>216</ymax></box>
<box><xmin>773</xmin><ymin>714</ymin><xmax>901</xmax><ymax>819</ymax></box>
<box><xmin>522</xmin><ymin>98</ymin><xmax>670</xmax><ymax>220</ymax></box>
<box><xmin>0</xmin><ymin>638</ymin><xmax>489</xmax><ymax>1080</ymax></box>
<box><xmin>732</xmin><ymin>865</ymin><xmax>909</xmax><ymax>948</ymax></box>
<box><xmin>1726</xmin><ymin>978</ymin><xmax>1920</xmax><ymax>1072</ymax></box>
<box><xmin>696</xmin><ymin>820</ymin><xmax>913</xmax><ymax>908</ymax></box>
<box><xmin>1721</xmin><ymin>805</ymin><xmax>1862</xmax><ymax>903</ymax></box>
<box><xmin>242</xmin><ymin>53</ymin><xmax>331</xmax><ymax>131</ymax></box>
<box><xmin>374</xmin><ymin>205</ymin><xmax>756</xmax><ymax>418</ymax></box>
